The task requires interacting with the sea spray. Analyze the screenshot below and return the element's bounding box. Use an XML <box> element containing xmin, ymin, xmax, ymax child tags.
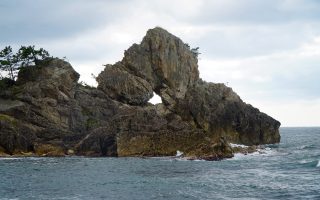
<box><xmin>176</xmin><ymin>150</ymin><xmax>183</xmax><ymax>157</ymax></box>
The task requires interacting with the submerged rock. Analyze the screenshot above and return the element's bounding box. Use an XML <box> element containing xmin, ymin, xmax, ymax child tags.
<box><xmin>0</xmin><ymin>27</ymin><xmax>280</xmax><ymax>160</ymax></box>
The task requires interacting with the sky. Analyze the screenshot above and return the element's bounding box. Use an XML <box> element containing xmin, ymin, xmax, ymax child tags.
<box><xmin>0</xmin><ymin>0</ymin><xmax>319</xmax><ymax>126</ymax></box>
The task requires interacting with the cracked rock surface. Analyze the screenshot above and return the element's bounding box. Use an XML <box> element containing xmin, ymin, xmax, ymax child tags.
<box><xmin>0</xmin><ymin>27</ymin><xmax>280</xmax><ymax>160</ymax></box>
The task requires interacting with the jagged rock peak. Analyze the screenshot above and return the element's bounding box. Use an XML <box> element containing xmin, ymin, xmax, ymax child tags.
<box><xmin>97</xmin><ymin>27</ymin><xmax>199</xmax><ymax>105</ymax></box>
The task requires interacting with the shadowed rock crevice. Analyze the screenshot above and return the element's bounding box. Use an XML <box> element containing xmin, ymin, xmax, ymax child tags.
<box><xmin>0</xmin><ymin>27</ymin><xmax>280</xmax><ymax>160</ymax></box>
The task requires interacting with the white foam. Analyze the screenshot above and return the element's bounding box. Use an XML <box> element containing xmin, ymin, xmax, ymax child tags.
<box><xmin>256</xmin><ymin>147</ymin><xmax>275</xmax><ymax>156</ymax></box>
<box><xmin>299</xmin><ymin>160</ymin><xmax>309</xmax><ymax>164</ymax></box>
<box><xmin>0</xmin><ymin>157</ymin><xmax>21</xmax><ymax>160</ymax></box>
<box><xmin>173</xmin><ymin>157</ymin><xmax>206</xmax><ymax>162</ymax></box>
<box><xmin>0</xmin><ymin>198</ymin><xmax>20</xmax><ymax>200</ymax></box>
<box><xmin>230</xmin><ymin>143</ymin><xmax>248</xmax><ymax>148</ymax></box>
<box><xmin>298</xmin><ymin>145</ymin><xmax>307</xmax><ymax>150</ymax></box>
<box><xmin>191</xmin><ymin>159</ymin><xmax>205</xmax><ymax>162</ymax></box>
<box><xmin>228</xmin><ymin>146</ymin><xmax>277</xmax><ymax>160</ymax></box>
<box><xmin>176</xmin><ymin>150</ymin><xmax>183</xmax><ymax>157</ymax></box>
<box><xmin>232</xmin><ymin>153</ymin><xmax>247</xmax><ymax>160</ymax></box>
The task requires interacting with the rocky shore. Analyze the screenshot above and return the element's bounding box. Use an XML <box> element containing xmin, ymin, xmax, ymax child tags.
<box><xmin>0</xmin><ymin>27</ymin><xmax>280</xmax><ymax>160</ymax></box>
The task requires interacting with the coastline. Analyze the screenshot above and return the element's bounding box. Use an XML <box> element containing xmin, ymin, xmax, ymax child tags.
<box><xmin>0</xmin><ymin>144</ymin><xmax>267</xmax><ymax>161</ymax></box>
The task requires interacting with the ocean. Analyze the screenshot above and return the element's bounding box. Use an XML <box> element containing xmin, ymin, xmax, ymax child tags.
<box><xmin>0</xmin><ymin>127</ymin><xmax>319</xmax><ymax>200</ymax></box>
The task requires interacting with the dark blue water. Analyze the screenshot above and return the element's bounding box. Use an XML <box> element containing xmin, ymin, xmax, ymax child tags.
<box><xmin>0</xmin><ymin>127</ymin><xmax>319</xmax><ymax>200</ymax></box>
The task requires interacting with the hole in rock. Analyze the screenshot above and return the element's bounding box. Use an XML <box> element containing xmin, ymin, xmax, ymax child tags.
<box><xmin>148</xmin><ymin>92</ymin><xmax>162</xmax><ymax>105</ymax></box>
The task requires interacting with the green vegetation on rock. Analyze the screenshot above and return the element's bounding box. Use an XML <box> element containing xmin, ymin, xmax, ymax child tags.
<box><xmin>0</xmin><ymin>114</ymin><xmax>16</xmax><ymax>125</ymax></box>
<box><xmin>0</xmin><ymin>45</ymin><xmax>50</xmax><ymax>81</ymax></box>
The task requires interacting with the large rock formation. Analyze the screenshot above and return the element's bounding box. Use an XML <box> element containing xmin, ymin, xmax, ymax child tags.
<box><xmin>0</xmin><ymin>27</ymin><xmax>280</xmax><ymax>160</ymax></box>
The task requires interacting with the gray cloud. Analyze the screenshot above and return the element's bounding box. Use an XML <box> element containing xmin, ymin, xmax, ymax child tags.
<box><xmin>0</xmin><ymin>0</ymin><xmax>126</xmax><ymax>43</ymax></box>
<box><xmin>188</xmin><ymin>0</ymin><xmax>320</xmax><ymax>25</ymax></box>
<box><xmin>2</xmin><ymin>0</ymin><xmax>320</xmax><ymax>59</ymax></box>
<box><xmin>193</xmin><ymin>23</ymin><xmax>318</xmax><ymax>58</ymax></box>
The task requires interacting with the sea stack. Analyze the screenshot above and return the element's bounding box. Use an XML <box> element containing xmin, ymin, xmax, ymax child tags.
<box><xmin>0</xmin><ymin>27</ymin><xmax>280</xmax><ymax>160</ymax></box>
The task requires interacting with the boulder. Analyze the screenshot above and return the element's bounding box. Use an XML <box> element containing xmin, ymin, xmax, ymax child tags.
<box><xmin>97</xmin><ymin>63</ymin><xmax>153</xmax><ymax>105</ymax></box>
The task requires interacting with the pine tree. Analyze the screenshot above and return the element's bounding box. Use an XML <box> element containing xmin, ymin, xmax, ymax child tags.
<box><xmin>0</xmin><ymin>45</ymin><xmax>50</xmax><ymax>81</ymax></box>
<box><xmin>0</xmin><ymin>46</ymin><xmax>19</xmax><ymax>80</ymax></box>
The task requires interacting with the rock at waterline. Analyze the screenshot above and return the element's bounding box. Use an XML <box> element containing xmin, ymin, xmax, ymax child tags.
<box><xmin>0</xmin><ymin>27</ymin><xmax>281</xmax><ymax>160</ymax></box>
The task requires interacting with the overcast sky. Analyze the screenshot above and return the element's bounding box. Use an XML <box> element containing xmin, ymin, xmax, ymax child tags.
<box><xmin>1</xmin><ymin>0</ymin><xmax>319</xmax><ymax>126</ymax></box>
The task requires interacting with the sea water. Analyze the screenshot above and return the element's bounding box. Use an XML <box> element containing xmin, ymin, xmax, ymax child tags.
<box><xmin>0</xmin><ymin>127</ymin><xmax>319</xmax><ymax>200</ymax></box>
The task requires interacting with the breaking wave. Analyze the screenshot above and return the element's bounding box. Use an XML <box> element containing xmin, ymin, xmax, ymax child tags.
<box><xmin>230</xmin><ymin>146</ymin><xmax>277</xmax><ymax>160</ymax></box>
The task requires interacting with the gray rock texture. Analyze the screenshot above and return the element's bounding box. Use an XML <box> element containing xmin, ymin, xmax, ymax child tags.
<box><xmin>0</xmin><ymin>27</ymin><xmax>280</xmax><ymax>160</ymax></box>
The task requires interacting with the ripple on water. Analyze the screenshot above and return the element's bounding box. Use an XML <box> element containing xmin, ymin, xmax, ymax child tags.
<box><xmin>0</xmin><ymin>157</ymin><xmax>22</xmax><ymax>160</ymax></box>
<box><xmin>228</xmin><ymin>146</ymin><xmax>279</xmax><ymax>161</ymax></box>
<box><xmin>0</xmin><ymin>127</ymin><xmax>319</xmax><ymax>200</ymax></box>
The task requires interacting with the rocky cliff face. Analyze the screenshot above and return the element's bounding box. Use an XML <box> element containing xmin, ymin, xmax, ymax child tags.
<box><xmin>0</xmin><ymin>27</ymin><xmax>280</xmax><ymax>160</ymax></box>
